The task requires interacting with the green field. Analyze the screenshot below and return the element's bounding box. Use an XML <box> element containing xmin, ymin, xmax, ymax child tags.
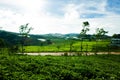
<box><xmin>24</xmin><ymin>40</ymin><xmax>111</xmax><ymax>52</ymax></box>
<box><xmin>0</xmin><ymin>53</ymin><xmax>120</xmax><ymax>80</ymax></box>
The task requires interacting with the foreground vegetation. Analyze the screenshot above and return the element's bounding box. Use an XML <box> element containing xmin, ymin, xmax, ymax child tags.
<box><xmin>0</xmin><ymin>53</ymin><xmax>120</xmax><ymax>80</ymax></box>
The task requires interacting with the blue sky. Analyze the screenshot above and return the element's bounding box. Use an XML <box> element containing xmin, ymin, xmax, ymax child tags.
<box><xmin>0</xmin><ymin>0</ymin><xmax>120</xmax><ymax>35</ymax></box>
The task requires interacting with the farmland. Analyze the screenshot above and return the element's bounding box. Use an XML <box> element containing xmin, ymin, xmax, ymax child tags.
<box><xmin>0</xmin><ymin>53</ymin><xmax>120</xmax><ymax>80</ymax></box>
<box><xmin>0</xmin><ymin>31</ymin><xmax>120</xmax><ymax>80</ymax></box>
<box><xmin>24</xmin><ymin>39</ymin><xmax>111</xmax><ymax>52</ymax></box>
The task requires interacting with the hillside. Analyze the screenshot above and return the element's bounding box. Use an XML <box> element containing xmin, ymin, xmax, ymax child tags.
<box><xmin>0</xmin><ymin>30</ymin><xmax>111</xmax><ymax>47</ymax></box>
<box><xmin>0</xmin><ymin>30</ymin><xmax>80</xmax><ymax>46</ymax></box>
<box><xmin>0</xmin><ymin>30</ymin><xmax>44</xmax><ymax>46</ymax></box>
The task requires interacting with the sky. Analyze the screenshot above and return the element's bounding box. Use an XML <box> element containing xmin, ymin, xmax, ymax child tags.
<box><xmin>0</xmin><ymin>0</ymin><xmax>120</xmax><ymax>35</ymax></box>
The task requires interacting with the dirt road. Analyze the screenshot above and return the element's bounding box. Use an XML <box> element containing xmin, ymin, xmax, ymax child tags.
<box><xmin>22</xmin><ymin>52</ymin><xmax>120</xmax><ymax>56</ymax></box>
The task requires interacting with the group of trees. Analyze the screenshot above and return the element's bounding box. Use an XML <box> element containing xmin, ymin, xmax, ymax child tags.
<box><xmin>80</xmin><ymin>21</ymin><xmax>108</xmax><ymax>40</ymax></box>
<box><xmin>112</xmin><ymin>34</ymin><xmax>120</xmax><ymax>38</ymax></box>
<box><xmin>79</xmin><ymin>21</ymin><xmax>108</xmax><ymax>55</ymax></box>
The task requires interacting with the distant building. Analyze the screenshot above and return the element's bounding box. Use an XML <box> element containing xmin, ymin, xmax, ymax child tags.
<box><xmin>38</xmin><ymin>38</ymin><xmax>46</xmax><ymax>42</ymax></box>
<box><xmin>111</xmin><ymin>38</ymin><xmax>120</xmax><ymax>47</ymax></box>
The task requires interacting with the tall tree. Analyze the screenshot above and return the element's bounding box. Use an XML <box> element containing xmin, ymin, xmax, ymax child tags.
<box><xmin>19</xmin><ymin>23</ymin><xmax>33</xmax><ymax>54</ymax></box>
<box><xmin>80</xmin><ymin>21</ymin><xmax>90</xmax><ymax>53</ymax></box>
<box><xmin>94</xmin><ymin>28</ymin><xmax>108</xmax><ymax>54</ymax></box>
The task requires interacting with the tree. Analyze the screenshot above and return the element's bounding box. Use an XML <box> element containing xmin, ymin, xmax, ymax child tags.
<box><xmin>81</xmin><ymin>21</ymin><xmax>90</xmax><ymax>35</ymax></box>
<box><xmin>80</xmin><ymin>21</ymin><xmax>90</xmax><ymax>54</ymax></box>
<box><xmin>95</xmin><ymin>28</ymin><xmax>108</xmax><ymax>40</ymax></box>
<box><xmin>94</xmin><ymin>28</ymin><xmax>108</xmax><ymax>54</ymax></box>
<box><xmin>19</xmin><ymin>23</ymin><xmax>33</xmax><ymax>54</ymax></box>
<box><xmin>112</xmin><ymin>34</ymin><xmax>120</xmax><ymax>38</ymax></box>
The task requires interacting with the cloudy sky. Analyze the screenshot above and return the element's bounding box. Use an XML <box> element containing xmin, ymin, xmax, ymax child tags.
<box><xmin>0</xmin><ymin>0</ymin><xmax>120</xmax><ymax>35</ymax></box>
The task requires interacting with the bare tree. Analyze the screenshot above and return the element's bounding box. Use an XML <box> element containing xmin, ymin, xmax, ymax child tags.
<box><xmin>19</xmin><ymin>23</ymin><xmax>33</xmax><ymax>54</ymax></box>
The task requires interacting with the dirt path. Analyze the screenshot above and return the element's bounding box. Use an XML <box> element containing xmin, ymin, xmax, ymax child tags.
<box><xmin>21</xmin><ymin>52</ymin><xmax>120</xmax><ymax>56</ymax></box>
<box><xmin>23</xmin><ymin>52</ymin><xmax>64</xmax><ymax>56</ymax></box>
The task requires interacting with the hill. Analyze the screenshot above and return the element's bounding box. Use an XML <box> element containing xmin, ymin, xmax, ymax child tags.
<box><xmin>0</xmin><ymin>31</ymin><xmax>80</xmax><ymax>46</ymax></box>
<box><xmin>0</xmin><ymin>30</ymin><xmax>111</xmax><ymax>46</ymax></box>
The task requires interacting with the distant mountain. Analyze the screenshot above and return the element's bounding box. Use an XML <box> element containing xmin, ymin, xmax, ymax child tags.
<box><xmin>0</xmin><ymin>30</ymin><xmax>111</xmax><ymax>46</ymax></box>
<box><xmin>42</xmin><ymin>33</ymin><xmax>64</xmax><ymax>38</ymax></box>
<box><xmin>42</xmin><ymin>33</ymin><xmax>80</xmax><ymax>39</ymax></box>
<box><xmin>64</xmin><ymin>33</ymin><xmax>79</xmax><ymax>38</ymax></box>
<box><xmin>0</xmin><ymin>31</ymin><xmax>80</xmax><ymax>46</ymax></box>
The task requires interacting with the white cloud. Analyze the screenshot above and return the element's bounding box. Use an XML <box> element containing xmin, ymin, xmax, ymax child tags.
<box><xmin>61</xmin><ymin>0</ymin><xmax>120</xmax><ymax>35</ymax></box>
<box><xmin>0</xmin><ymin>0</ymin><xmax>48</xmax><ymax>33</ymax></box>
<box><xmin>0</xmin><ymin>0</ymin><xmax>47</xmax><ymax>10</ymax></box>
<box><xmin>0</xmin><ymin>0</ymin><xmax>120</xmax><ymax>35</ymax></box>
<box><xmin>63</xmin><ymin>4</ymin><xmax>80</xmax><ymax>20</ymax></box>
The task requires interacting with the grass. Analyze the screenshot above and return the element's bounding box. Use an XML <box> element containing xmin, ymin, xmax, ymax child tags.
<box><xmin>24</xmin><ymin>40</ymin><xmax>111</xmax><ymax>52</ymax></box>
<box><xmin>0</xmin><ymin>53</ymin><xmax>120</xmax><ymax>80</ymax></box>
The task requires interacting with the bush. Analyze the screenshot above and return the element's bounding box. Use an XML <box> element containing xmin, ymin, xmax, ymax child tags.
<box><xmin>63</xmin><ymin>52</ymin><xmax>68</xmax><ymax>56</ymax></box>
<box><xmin>0</xmin><ymin>54</ymin><xmax>120</xmax><ymax>80</ymax></box>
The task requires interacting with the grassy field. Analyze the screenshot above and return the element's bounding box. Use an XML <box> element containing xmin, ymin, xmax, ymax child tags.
<box><xmin>0</xmin><ymin>53</ymin><xmax>120</xmax><ymax>80</ymax></box>
<box><xmin>24</xmin><ymin>40</ymin><xmax>111</xmax><ymax>52</ymax></box>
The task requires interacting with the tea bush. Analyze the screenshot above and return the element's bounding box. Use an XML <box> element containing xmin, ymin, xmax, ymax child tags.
<box><xmin>0</xmin><ymin>54</ymin><xmax>120</xmax><ymax>80</ymax></box>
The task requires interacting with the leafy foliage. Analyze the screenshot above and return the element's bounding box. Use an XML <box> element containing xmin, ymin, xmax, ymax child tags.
<box><xmin>80</xmin><ymin>21</ymin><xmax>90</xmax><ymax>37</ymax></box>
<box><xmin>95</xmin><ymin>28</ymin><xmax>108</xmax><ymax>39</ymax></box>
<box><xmin>112</xmin><ymin>34</ymin><xmax>120</xmax><ymax>38</ymax></box>
<box><xmin>0</xmin><ymin>54</ymin><xmax>120</xmax><ymax>80</ymax></box>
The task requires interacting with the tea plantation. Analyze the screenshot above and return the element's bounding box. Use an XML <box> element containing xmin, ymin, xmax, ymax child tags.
<box><xmin>0</xmin><ymin>53</ymin><xmax>120</xmax><ymax>80</ymax></box>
